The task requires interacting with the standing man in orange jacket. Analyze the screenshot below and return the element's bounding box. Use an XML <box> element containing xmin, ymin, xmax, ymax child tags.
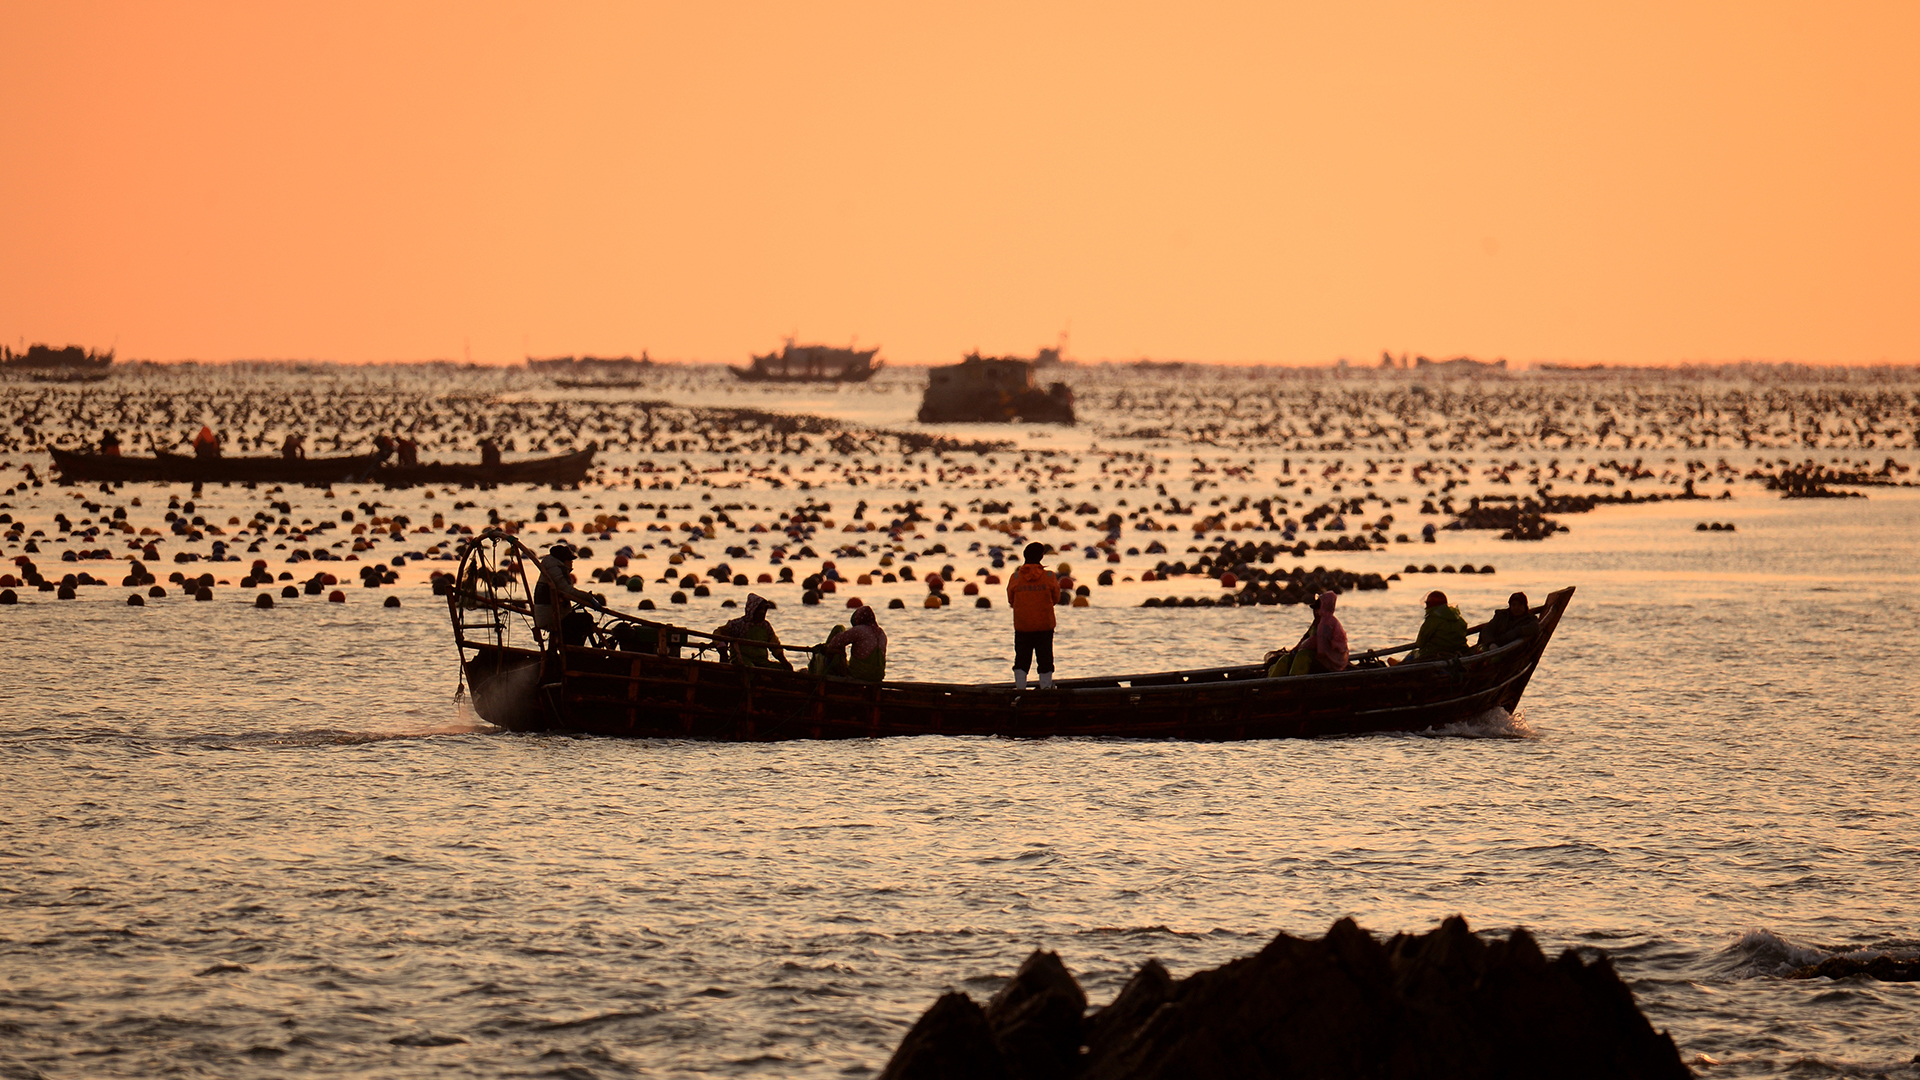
<box><xmin>1006</xmin><ymin>541</ymin><xmax>1059</xmax><ymax>690</ymax></box>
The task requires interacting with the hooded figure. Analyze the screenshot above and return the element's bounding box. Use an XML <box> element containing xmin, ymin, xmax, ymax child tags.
<box><xmin>718</xmin><ymin>593</ymin><xmax>790</xmax><ymax>669</ymax></box>
<box><xmin>1480</xmin><ymin>591</ymin><xmax>1539</xmax><ymax>650</ymax></box>
<box><xmin>826</xmin><ymin>604</ymin><xmax>888</xmax><ymax>682</ymax></box>
<box><xmin>1409</xmin><ymin>590</ymin><xmax>1470</xmax><ymax>661</ymax></box>
<box><xmin>1311</xmin><ymin>591</ymin><xmax>1349</xmax><ymax>672</ymax></box>
<box><xmin>534</xmin><ymin>542</ymin><xmax>602</xmax><ymax>644</ymax></box>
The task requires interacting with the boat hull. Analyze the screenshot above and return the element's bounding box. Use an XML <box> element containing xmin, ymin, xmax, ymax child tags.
<box><xmin>48</xmin><ymin>448</ymin><xmax>381</xmax><ymax>485</ymax></box>
<box><xmin>49</xmin><ymin>447</ymin><xmax>596</xmax><ymax>488</ymax></box>
<box><xmin>376</xmin><ymin>448</ymin><xmax>597</xmax><ymax>488</ymax></box>
<box><xmin>457</xmin><ymin>588</ymin><xmax>1572</xmax><ymax>741</ymax></box>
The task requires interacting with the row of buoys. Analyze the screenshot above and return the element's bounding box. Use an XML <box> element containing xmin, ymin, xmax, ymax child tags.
<box><xmin>1403</xmin><ymin>564</ymin><xmax>1495</xmax><ymax>574</ymax></box>
<box><xmin>1695</xmin><ymin>521</ymin><xmax>1737</xmax><ymax>531</ymax></box>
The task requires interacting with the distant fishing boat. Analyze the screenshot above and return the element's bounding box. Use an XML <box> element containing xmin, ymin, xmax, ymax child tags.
<box><xmin>731</xmin><ymin>339</ymin><xmax>882</xmax><ymax>383</ymax></box>
<box><xmin>449</xmin><ymin>531</ymin><xmax>1572</xmax><ymax>741</ymax></box>
<box><xmin>48</xmin><ymin>446</ymin><xmax>596</xmax><ymax>488</ymax></box>
<box><xmin>4</xmin><ymin>344</ymin><xmax>113</xmax><ymax>371</ymax></box>
<box><xmin>918</xmin><ymin>348</ymin><xmax>1074</xmax><ymax>424</ymax></box>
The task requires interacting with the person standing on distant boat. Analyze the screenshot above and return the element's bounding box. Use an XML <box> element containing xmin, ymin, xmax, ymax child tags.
<box><xmin>534</xmin><ymin>542</ymin><xmax>603</xmax><ymax>646</ymax></box>
<box><xmin>479</xmin><ymin>439</ymin><xmax>502</xmax><ymax>467</ymax></box>
<box><xmin>99</xmin><ymin>430</ymin><xmax>121</xmax><ymax>457</ymax></box>
<box><xmin>1007</xmin><ymin>541</ymin><xmax>1058</xmax><ymax>690</ymax></box>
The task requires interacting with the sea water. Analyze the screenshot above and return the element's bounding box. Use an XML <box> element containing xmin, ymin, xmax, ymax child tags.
<box><xmin>2</xmin><ymin>365</ymin><xmax>1917</xmax><ymax>1077</ymax></box>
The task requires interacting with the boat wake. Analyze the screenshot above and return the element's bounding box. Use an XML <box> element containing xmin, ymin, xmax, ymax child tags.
<box><xmin>1706</xmin><ymin>927</ymin><xmax>1920</xmax><ymax>979</ymax></box>
<box><xmin>1411</xmin><ymin>706</ymin><xmax>1537</xmax><ymax>740</ymax></box>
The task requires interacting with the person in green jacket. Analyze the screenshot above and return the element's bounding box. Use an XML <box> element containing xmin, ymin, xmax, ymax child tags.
<box><xmin>1406</xmin><ymin>590</ymin><xmax>1470</xmax><ymax>662</ymax></box>
<box><xmin>716</xmin><ymin>592</ymin><xmax>792</xmax><ymax>670</ymax></box>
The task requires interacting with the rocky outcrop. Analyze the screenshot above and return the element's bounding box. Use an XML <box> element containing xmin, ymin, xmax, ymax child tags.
<box><xmin>881</xmin><ymin>917</ymin><xmax>1691</xmax><ymax>1080</ymax></box>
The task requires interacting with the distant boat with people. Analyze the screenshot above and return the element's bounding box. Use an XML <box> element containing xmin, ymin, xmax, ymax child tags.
<box><xmin>4</xmin><ymin>344</ymin><xmax>114</xmax><ymax>371</ymax></box>
<box><xmin>731</xmin><ymin>339</ymin><xmax>882</xmax><ymax>383</ymax></box>
<box><xmin>918</xmin><ymin>347</ymin><xmax>1075</xmax><ymax>424</ymax></box>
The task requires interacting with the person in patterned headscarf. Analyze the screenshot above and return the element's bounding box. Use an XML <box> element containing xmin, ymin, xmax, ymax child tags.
<box><xmin>717</xmin><ymin>592</ymin><xmax>791</xmax><ymax>669</ymax></box>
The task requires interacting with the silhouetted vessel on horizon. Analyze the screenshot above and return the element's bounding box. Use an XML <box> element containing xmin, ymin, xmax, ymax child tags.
<box><xmin>918</xmin><ymin>347</ymin><xmax>1075</xmax><ymax>424</ymax></box>
<box><xmin>4</xmin><ymin>344</ymin><xmax>113</xmax><ymax>371</ymax></box>
<box><xmin>731</xmin><ymin>339</ymin><xmax>882</xmax><ymax>383</ymax></box>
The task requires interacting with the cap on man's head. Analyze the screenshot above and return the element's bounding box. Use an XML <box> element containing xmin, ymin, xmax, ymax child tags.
<box><xmin>1426</xmin><ymin>590</ymin><xmax>1448</xmax><ymax>607</ymax></box>
<box><xmin>1022</xmin><ymin>542</ymin><xmax>1047</xmax><ymax>564</ymax></box>
<box><xmin>550</xmin><ymin>543</ymin><xmax>577</xmax><ymax>562</ymax></box>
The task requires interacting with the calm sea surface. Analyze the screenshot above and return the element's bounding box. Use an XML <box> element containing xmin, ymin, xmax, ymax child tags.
<box><xmin>3</xmin><ymin>366</ymin><xmax>1918</xmax><ymax>1077</ymax></box>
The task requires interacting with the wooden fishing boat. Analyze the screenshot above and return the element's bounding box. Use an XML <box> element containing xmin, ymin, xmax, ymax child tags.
<box><xmin>450</xmin><ymin>532</ymin><xmax>1573</xmax><ymax>741</ymax></box>
<box><xmin>49</xmin><ymin>447</ymin><xmax>382</xmax><ymax>485</ymax></box>
<box><xmin>49</xmin><ymin>446</ymin><xmax>595</xmax><ymax>488</ymax></box>
<box><xmin>376</xmin><ymin>447</ymin><xmax>597</xmax><ymax>488</ymax></box>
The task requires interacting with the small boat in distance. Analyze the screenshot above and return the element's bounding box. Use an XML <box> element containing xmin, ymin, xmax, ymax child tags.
<box><xmin>4</xmin><ymin>344</ymin><xmax>114</xmax><ymax>371</ymax></box>
<box><xmin>731</xmin><ymin>339</ymin><xmax>882</xmax><ymax>383</ymax></box>
<box><xmin>449</xmin><ymin>531</ymin><xmax>1571</xmax><ymax>741</ymax></box>
<box><xmin>49</xmin><ymin>446</ymin><xmax>597</xmax><ymax>488</ymax></box>
<box><xmin>918</xmin><ymin>348</ymin><xmax>1074</xmax><ymax>424</ymax></box>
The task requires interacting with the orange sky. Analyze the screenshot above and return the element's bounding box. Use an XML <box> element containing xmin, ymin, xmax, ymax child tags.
<box><xmin>3</xmin><ymin>1</ymin><xmax>1915</xmax><ymax>366</ymax></box>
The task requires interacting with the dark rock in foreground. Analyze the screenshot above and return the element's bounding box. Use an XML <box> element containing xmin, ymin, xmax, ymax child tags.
<box><xmin>880</xmin><ymin>916</ymin><xmax>1690</xmax><ymax>1080</ymax></box>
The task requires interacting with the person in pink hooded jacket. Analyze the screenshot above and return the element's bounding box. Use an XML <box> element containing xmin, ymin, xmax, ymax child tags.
<box><xmin>1309</xmin><ymin>591</ymin><xmax>1348</xmax><ymax>672</ymax></box>
<box><xmin>1268</xmin><ymin>591</ymin><xmax>1348</xmax><ymax>676</ymax></box>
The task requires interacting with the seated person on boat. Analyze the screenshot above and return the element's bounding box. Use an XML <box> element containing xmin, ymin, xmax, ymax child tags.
<box><xmin>479</xmin><ymin>439</ymin><xmax>502</xmax><ymax>467</ymax></box>
<box><xmin>1479</xmin><ymin>591</ymin><xmax>1540</xmax><ymax>651</ymax></box>
<box><xmin>99</xmin><ymin>430</ymin><xmax>121</xmax><ymax>457</ymax></box>
<box><xmin>193</xmin><ymin>425</ymin><xmax>221</xmax><ymax>459</ymax></box>
<box><xmin>534</xmin><ymin>542</ymin><xmax>603</xmax><ymax>646</ymax></box>
<box><xmin>815</xmin><ymin>604</ymin><xmax>887</xmax><ymax>682</ymax></box>
<box><xmin>281</xmin><ymin>433</ymin><xmax>306</xmax><ymax>460</ymax></box>
<box><xmin>1268</xmin><ymin>591</ymin><xmax>1347</xmax><ymax>676</ymax></box>
<box><xmin>716</xmin><ymin>593</ymin><xmax>792</xmax><ymax>670</ymax></box>
<box><xmin>1399</xmin><ymin>590</ymin><xmax>1469</xmax><ymax>663</ymax></box>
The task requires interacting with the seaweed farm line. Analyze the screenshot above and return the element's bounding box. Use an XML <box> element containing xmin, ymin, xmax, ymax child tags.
<box><xmin>3</xmin><ymin>363</ymin><xmax>1919</xmax><ymax>1078</ymax></box>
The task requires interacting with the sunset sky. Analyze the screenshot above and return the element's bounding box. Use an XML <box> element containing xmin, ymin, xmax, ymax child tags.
<box><xmin>3</xmin><ymin>1</ymin><xmax>1915</xmax><ymax>366</ymax></box>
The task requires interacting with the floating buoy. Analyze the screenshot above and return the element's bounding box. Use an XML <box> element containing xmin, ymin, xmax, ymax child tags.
<box><xmin>756</xmin><ymin>572</ymin><xmax>773</xmax><ymax>584</ymax></box>
<box><xmin>638</xmin><ymin>598</ymin><xmax>655</xmax><ymax>610</ymax></box>
<box><xmin>383</xmin><ymin>596</ymin><xmax>400</xmax><ymax>608</ymax></box>
<box><xmin>281</xmin><ymin>585</ymin><xmax>298</xmax><ymax>598</ymax></box>
<box><xmin>327</xmin><ymin>590</ymin><xmax>345</xmax><ymax>603</ymax></box>
<box><xmin>56</xmin><ymin>585</ymin><xmax>76</xmax><ymax>600</ymax></box>
<box><xmin>0</xmin><ymin>589</ymin><xmax>14</xmax><ymax>605</ymax></box>
<box><xmin>255</xmin><ymin>593</ymin><xmax>273</xmax><ymax>609</ymax></box>
<box><xmin>923</xmin><ymin>594</ymin><xmax>941</xmax><ymax>608</ymax></box>
<box><xmin>669</xmin><ymin>591</ymin><xmax>688</xmax><ymax>604</ymax></box>
<box><xmin>1219</xmin><ymin>572</ymin><xmax>1237</xmax><ymax>588</ymax></box>
<box><xmin>962</xmin><ymin>582</ymin><xmax>979</xmax><ymax>595</ymax></box>
<box><xmin>800</xmin><ymin>589</ymin><xmax>821</xmax><ymax>605</ymax></box>
<box><xmin>887</xmin><ymin>598</ymin><xmax>905</xmax><ymax>609</ymax></box>
<box><xmin>194</xmin><ymin>587</ymin><xmax>213</xmax><ymax>601</ymax></box>
<box><xmin>845</xmin><ymin>597</ymin><xmax>862</xmax><ymax>608</ymax></box>
<box><xmin>127</xmin><ymin>593</ymin><xmax>144</xmax><ymax>606</ymax></box>
<box><xmin>1071</xmin><ymin>595</ymin><xmax>1090</xmax><ymax>607</ymax></box>
<box><xmin>148</xmin><ymin>585</ymin><xmax>166</xmax><ymax>598</ymax></box>
<box><xmin>975</xmin><ymin>597</ymin><xmax>991</xmax><ymax>608</ymax></box>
